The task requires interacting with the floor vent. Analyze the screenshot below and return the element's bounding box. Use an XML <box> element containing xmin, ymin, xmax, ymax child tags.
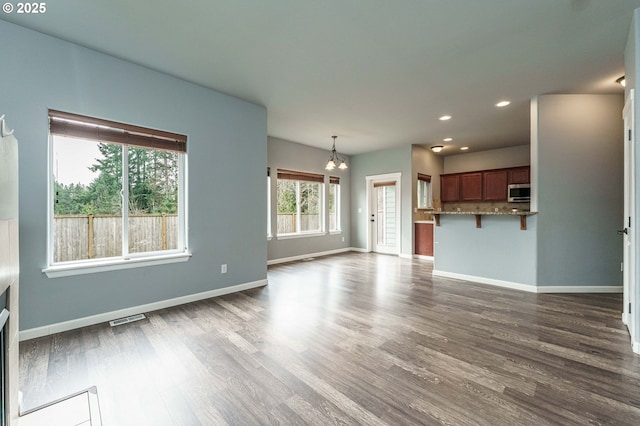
<box><xmin>109</xmin><ymin>313</ymin><xmax>146</xmax><ymax>327</ymax></box>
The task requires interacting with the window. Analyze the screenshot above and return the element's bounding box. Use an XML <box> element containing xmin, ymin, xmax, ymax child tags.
<box><xmin>47</xmin><ymin>110</ymin><xmax>187</xmax><ymax>269</ymax></box>
<box><xmin>329</xmin><ymin>176</ymin><xmax>340</xmax><ymax>232</ymax></box>
<box><xmin>417</xmin><ymin>173</ymin><xmax>432</xmax><ymax>209</ymax></box>
<box><xmin>276</xmin><ymin>169</ymin><xmax>323</xmax><ymax>235</ymax></box>
<box><xmin>267</xmin><ymin>167</ymin><xmax>272</xmax><ymax>238</ymax></box>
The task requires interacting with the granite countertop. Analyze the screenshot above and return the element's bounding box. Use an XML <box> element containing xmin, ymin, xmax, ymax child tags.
<box><xmin>414</xmin><ymin>220</ymin><xmax>435</xmax><ymax>223</ymax></box>
<box><xmin>433</xmin><ymin>210</ymin><xmax>538</xmax><ymax>216</ymax></box>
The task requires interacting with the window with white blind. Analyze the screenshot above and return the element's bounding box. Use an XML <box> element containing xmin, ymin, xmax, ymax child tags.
<box><xmin>45</xmin><ymin>110</ymin><xmax>188</xmax><ymax>275</ymax></box>
<box><xmin>417</xmin><ymin>173</ymin><xmax>432</xmax><ymax>208</ymax></box>
<box><xmin>276</xmin><ymin>169</ymin><xmax>324</xmax><ymax>236</ymax></box>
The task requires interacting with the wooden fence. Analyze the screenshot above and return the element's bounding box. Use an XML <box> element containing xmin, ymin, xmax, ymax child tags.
<box><xmin>54</xmin><ymin>214</ymin><xmax>178</xmax><ymax>262</ymax></box>
<box><xmin>276</xmin><ymin>213</ymin><xmax>336</xmax><ymax>234</ymax></box>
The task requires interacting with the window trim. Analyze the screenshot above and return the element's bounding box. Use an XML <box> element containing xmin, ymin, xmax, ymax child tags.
<box><xmin>276</xmin><ymin>169</ymin><xmax>324</xmax><ymax>236</ymax></box>
<box><xmin>46</xmin><ymin>111</ymin><xmax>189</xmax><ymax>274</ymax></box>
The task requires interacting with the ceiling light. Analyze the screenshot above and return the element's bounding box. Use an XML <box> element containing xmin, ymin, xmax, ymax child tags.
<box><xmin>430</xmin><ymin>145</ymin><xmax>444</xmax><ymax>153</ymax></box>
<box><xmin>496</xmin><ymin>100</ymin><xmax>511</xmax><ymax>107</ymax></box>
<box><xmin>439</xmin><ymin>115</ymin><xmax>452</xmax><ymax>121</ymax></box>
<box><xmin>443</xmin><ymin>137</ymin><xmax>453</xmax><ymax>142</ymax></box>
<box><xmin>617</xmin><ymin>76</ymin><xmax>626</xmax><ymax>87</ymax></box>
<box><xmin>325</xmin><ymin>136</ymin><xmax>347</xmax><ymax>171</ymax></box>
<box><xmin>460</xmin><ymin>146</ymin><xmax>469</xmax><ymax>151</ymax></box>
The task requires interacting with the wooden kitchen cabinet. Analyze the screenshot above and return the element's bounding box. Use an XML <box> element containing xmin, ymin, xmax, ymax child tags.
<box><xmin>461</xmin><ymin>172</ymin><xmax>482</xmax><ymax>201</ymax></box>
<box><xmin>483</xmin><ymin>170</ymin><xmax>508</xmax><ymax>201</ymax></box>
<box><xmin>508</xmin><ymin>166</ymin><xmax>530</xmax><ymax>184</ymax></box>
<box><xmin>415</xmin><ymin>223</ymin><xmax>434</xmax><ymax>256</ymax></box>
<box><xmin>440</xmin><ymin>174</ymin><xmax>460</xmax><ymax>202</ymax></box>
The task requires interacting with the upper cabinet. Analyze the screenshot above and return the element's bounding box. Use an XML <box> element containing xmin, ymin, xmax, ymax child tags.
<box><xmin>441</xmin><ymin>174</ymin><xmax>460</xmax><ymax>202</ymax></box>
<box><xmin>508</xmin><ymin>167</ymin><xmax>530</xmax><ymax>184</ymax></box>
<box><xmin>461</xmin><ymin>172</ymin><xmax>482</xmax><ymax>201</ymax></box>
<box><xmin>441</xmin><ymin>166</ymin><xmax>529</xmax><ymax>203</ymax></box>
<box><xmin>483</xmin><ymin>170</ymin><xmax>508</xmax><ymax>201</ymax></box>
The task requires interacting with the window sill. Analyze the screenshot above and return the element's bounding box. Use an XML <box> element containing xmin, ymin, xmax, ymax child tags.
<box><xmin>276</xmin><ymin>232</ymin><xmax>326</xmax><ymax>240</ymax></box>
<box><xmin>329</xmin><ymin>230</ymin><xmax>342</xmax><ymax>235</ymax></box>
<box><xmin>43</xmin><ymin>252</ymin><xmax>192</xmax><ymax>278</ymax></box>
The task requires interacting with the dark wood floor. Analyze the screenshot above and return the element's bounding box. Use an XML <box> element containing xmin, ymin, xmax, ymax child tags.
<box><xmin>19</xmin><ymin>253</ymin><xmax>640</xmax><ymax>425</ymax></box>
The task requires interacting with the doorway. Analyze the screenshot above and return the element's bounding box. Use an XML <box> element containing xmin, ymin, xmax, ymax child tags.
<box><xmin>622</xmin><ymin>88</ymin><xmax>636</xmax><ymax>345</ymax></box>
<box><xmin>366</xmin><ymin>173</ymin><xmax>401</xmax><ymax>255</ymax></box>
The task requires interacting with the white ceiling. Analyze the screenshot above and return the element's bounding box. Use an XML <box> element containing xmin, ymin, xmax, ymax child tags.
<box><xmin>3</xmin><ymin>1</ymin><xmax>639</xmax><ymax>155</ymax></box>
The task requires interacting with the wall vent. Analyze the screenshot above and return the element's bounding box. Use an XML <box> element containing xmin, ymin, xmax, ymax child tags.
<box><xmin>109</xmin><ymin>313</ymin><xmax>146</xmax><ymax>327</ymax></box>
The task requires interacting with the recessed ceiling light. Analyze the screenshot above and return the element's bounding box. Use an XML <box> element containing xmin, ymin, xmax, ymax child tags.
<box><xmin>460</xmin><ymin>146</ymin><xmax>469</xmax><ymax>151</ymax></box>
<box><xmin>430</xmin><ymin>145</ymin><xmax>444</xmax><ymax>153</ymax></box>
<box><xmin>496</xmin><ymin>101</ymin><xmax>511</xmax><ymax>107</ymax></box>
<box><xmin>443</xmin><ymin>137</ymin><xmax>453</xmax><ymax>142</ymax></box>
<box><xmin>439</xmin><ymin>115</ymin><xmax>452</xmax><ymax>121</ymax></box>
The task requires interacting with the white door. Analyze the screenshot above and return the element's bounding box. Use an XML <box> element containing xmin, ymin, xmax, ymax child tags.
<box><xmin>366</xmin><ymin>173</ymin><xmax>401</xmax><ymax>255</ymax></box>
<box><xmin>622</xmin><ymin>89</ymin><xmax>636</xmax><ymax>340</ymax></box>
<box><xmin>373</xmin><ymin>182</ymin><xmax>397</xmax><ymax>254</ymax></box>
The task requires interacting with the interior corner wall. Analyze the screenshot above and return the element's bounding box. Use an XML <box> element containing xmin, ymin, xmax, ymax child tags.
<box><xmin>350</xmin><ymin>145</ymin><xmax>413</xmax><ymax>254</ymax></box>
<box><xmin>534</xmin><ymin>94</ymin><xmax>624</xmax><ymax>288</ymax></box>
<box><xmin>1</xmin><ymin>20</ymin><xmax>268</xmax><ymax>331</ymax></box>
<box><xmin>267</xmin><ymin>137</ymin><xmax>351</xmax><ymax>260</ymax></box>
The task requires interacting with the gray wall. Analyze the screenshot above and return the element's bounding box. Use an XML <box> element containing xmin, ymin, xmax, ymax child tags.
<box><xmin>444</xmin><ymin>145</ymin><xmax>530</xmax><ymax>174</ymax></box>
<box><xmin>350</xmin><ymin>145</ymin><xmax>412</xmax><ymax>254</ymax></box>
<box><xmin>1</xmin><ymin>21</ymin><xmax>267</xmax><ymax>330</ymax></box>
<box><xmin>625</xmin><ymin>8</ymin><xmax>640</xmax><ymax>347</ymax></box>
<box><xmin>534</xmin><ymin>94</ymin><xmax>624</xmax><ymax>287</ymax></box>
<box><xmin>267</xmin><ymin>137</ymin><xmax>351</xmax><ymax>260</ymax></box>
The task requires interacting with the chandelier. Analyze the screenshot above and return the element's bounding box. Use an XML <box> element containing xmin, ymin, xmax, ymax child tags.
<box><xmin>325</xmin><ymin>136</ymin><xmax>347</xmax><ymax>170</ymax></box>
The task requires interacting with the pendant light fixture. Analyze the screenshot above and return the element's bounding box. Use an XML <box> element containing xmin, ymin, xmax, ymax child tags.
<box><xmin>325</xmin><ymin>135</ymin><xmax>347</xmax><ymax>170</ymax></box>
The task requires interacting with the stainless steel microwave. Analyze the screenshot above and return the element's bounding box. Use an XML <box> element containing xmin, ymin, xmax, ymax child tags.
<box><xmin>508</xmin><ymin>184</ymin><xmax>531</xmax><ymax>202</ymax></box>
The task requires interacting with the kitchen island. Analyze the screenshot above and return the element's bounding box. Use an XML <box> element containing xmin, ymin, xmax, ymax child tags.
<box><xmin>432</xmin><ymin>211</ymin><xmax>538</xmax><ymax>291</ymax></box>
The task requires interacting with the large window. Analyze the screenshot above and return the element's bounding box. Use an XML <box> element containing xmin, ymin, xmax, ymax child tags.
<box><xmin>329</xmin><ymin>176</ymin><xmax>340</xmax><ymax>232</ymax></box>
<box><xmin>48</xmin><ymin>110</ymin><xmax>187</xmax><ymax>267</ymax></box>
<box><xmin>276</xmin><ymin>169</ymin><xmax>323</xmax><ymax>235</ymax></box>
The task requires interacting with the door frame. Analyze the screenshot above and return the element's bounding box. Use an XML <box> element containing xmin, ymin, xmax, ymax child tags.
<box><xmin>623</xmin><ymin>88</ymin><xmax>637</xmax><ymax>350</ymax></box>
<box><xmin>366</xmin><ymin>172</ymin><xmax>402</xmax><ymax>254</ymax></box>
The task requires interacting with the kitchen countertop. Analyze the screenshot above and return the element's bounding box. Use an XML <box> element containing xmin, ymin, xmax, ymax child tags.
<box><xmin>414</xmin><ymin>220</ymin><xmax>435</xmax><ymax>224</ymax></box>
<box><xmin>433</xmin><ymin>211</ymin><xmax>538</xmax><ymax>216</ymax></box>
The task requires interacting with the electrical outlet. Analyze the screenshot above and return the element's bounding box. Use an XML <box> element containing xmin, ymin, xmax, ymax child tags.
<box><xmin>221</xmin><ymin>264</ymin><xmax>227</xmax><ymax>274</ymax></box>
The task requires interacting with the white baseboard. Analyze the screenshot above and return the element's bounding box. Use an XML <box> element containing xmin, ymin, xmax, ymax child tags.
<box><xmin>399</xmin><ymin>253</ymin><xmax>413</xmax><ymax>259</ymax></box>
<box><xmin>432</xmin><ymin>270</ymin><xmax>622</xmax><ymax>294</ymax></box>
<box><xmin>268</xmin><ymin>247</ymin><xmax>354</xmax><ymax>265</ymax></box>
<box><xmin>19</xmin><ymin>279</ymin><xmax>268</xmax><ymax>341</ymax></box>
<box><xmin>414</xmin><ymin>255</ymin><xmax>434</xmax><ymax>261</ymax></box>
<box><xmin>349</xmin><ymin>247</ymin><xmax>369</xmax><ymax>253</ymax></box>
<box><xmin>536</xmin><ymin>286</ymin><xmax>623</xmax><ymax>293</ymax></box>
<box><xmin>432</xmin><ymin>270</ymin><xmax>537</xmax><ymax>293</ymax></box>
<box><xmin>633</xmin><ymin>340</ymin><xmax>640</xmax><ymax>355</ymax></box>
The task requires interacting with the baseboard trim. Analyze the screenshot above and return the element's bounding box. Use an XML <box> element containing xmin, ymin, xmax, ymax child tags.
<box><xmin>349</xmin><ymin>247</ymin><xmax>369</xmax><ymax>253</ymax></box>
<box><xmin>536</xmin><ymin>286</ymin><xmax>623</xmax><ymax>294</ymax></box>
<box><xmin>399</xmin><ymin>253</ymin><xmax>413</xmax><ymax>259</ymax></box>
<box><xmin>633</xmin><ymin>341</ymin><xmax>640</xmax><ymax>355</ymax></box>
<box><xmin>19</xmin><ymin>279</ymin><xmax>268</xmax><ymax>341</ymax></box>
<box><xmin>268</xmin><ymin>248</ymin><xmax>353</xmax><ymax>265</ymax></box>
<box><xmin>432</xmin><ymin>270</ymin><xmax>537</xmax><ymax>293</ymax></box>
<box><xmin>414</xmin><ymin>255</ymin><xmax>434</xmax><ymax>261</ymax></box>
<box><xmin>432</xmin><ymin>270</ymin><xmax>622</xmax><ymax>294</ymax></box>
